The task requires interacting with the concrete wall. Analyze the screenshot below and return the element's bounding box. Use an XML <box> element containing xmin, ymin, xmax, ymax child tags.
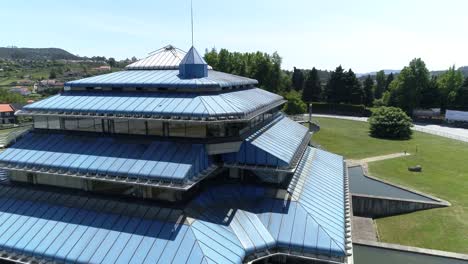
<box><xmin>352</xmin><ymin>194</ymin><xmax>447</xmax><ymax>218</ymax></box>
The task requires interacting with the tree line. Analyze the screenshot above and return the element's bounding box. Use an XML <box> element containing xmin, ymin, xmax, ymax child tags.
<box><xmin>204</xmin><ymin>48</ymin><xmax>468</xmax><ymax>115</ymax></box>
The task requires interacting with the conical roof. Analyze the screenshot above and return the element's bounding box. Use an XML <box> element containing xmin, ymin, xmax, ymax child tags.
<box><xmin>179</xmin><ymin>46</ymin><xmax>208</xmax><ymax>79</ymax></box>
<box><xmin>126</xmin><ymin>45</ymin><xmax>213</xmax><ymax>70</ymax></box>
<box><xmin>125</xmin><ymin>45</ymin><xmax>186</xmax><ymax>70</ymax></box>
<box><xmin>179</xmin><ymin>46</ymin><xmax>208</xmax><ymax>65</ymax></box>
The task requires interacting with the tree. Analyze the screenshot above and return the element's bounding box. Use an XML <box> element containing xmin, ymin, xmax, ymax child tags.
<box><xmin>283</xmin><ymin>90</ymin><xmax>307</xmax><ymax>115</ymax></box>
<box><xmin>302</xmin><ymin>67</ymin><xmax>321</xmax><ymax>103</ymax></box>
<box><xmin>302</xmin><ymin>67</ymin><xmax>321</xmax><ymax>120</ymax></box>
<box><xmin>363</xmin><ymin>75</ymin><xmax>375</xmax><ymax>106</ymax></box>
<box><xmin>325</xmin><ymin>66</ymin><xmax>346</xmax><ymax>103</ymax></box>
<box><xmin>387</xmin><ymin>58</ymin><xmax>430</xmax><ymax>114</ymax></box>
<box><xmin>204</xmin><ymin>48</ymin><xmax>219</xmax><ymax>68</ymax></box>
<box><xmin>375</xmin><ymin>70</ymin><xmax>386</xmax><ymax>99</ymax></box>
<box><xmin>217</xmin><ymin>49</ymin><xmax>231</xmax><ymax>72</ymax></box>
<box><xmin>369</xmin><ymin>107</ymin><xmax>413</xmax><ymax>139</ymax></box>
<box><xmin>203</xmin><ymin>48</ymin><xmax>291</xmax><ymax>93</ymax></box>
<box><xmin>49</xmin><ymin>69</ymin><xmax>56</xmax><ymax>79</ymax></box>
<box><xmin>437</xmin><ymin>66</ymin><xmax>464</xmax><ymax>110</ymax></box>
<box><xmin>385</xmin><ymin>72</ymin><xmax>394</xmax><ymax>91</ymax></box>
<box><xmin>420</xmin><ymin>76</ymin><xmax>441</xmax><ymax>108</ymax></box>
<box><xmin>345</xmin><ymin>69</ymin><xmax>364</xmax><ymax>105</ymax></box>
<box><xmin>455</xmin><ymin>77</ymin><xmax>468</xmax><ymax>108</ymax></box>
<box><xmin>292</xmin><ymin>67</ymin><xmax>304</xmax><ymax>91</ymax></box>
<box><xmin>107</xmin><ymin>57</ymin><xmax>116</xmax><ymax>67</ymax></box>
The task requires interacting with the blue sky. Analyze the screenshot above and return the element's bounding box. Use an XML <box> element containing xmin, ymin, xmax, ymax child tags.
<box><xmin>2</xmin><ymin>0</ymin><xmax>468</xmax><ymax>72</ymax></box>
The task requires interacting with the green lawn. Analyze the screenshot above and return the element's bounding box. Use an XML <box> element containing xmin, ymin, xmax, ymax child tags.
<box><xmin>311</xmin><ymin>117</ymin><xmax>468</xmax><ymax>254</ymax></box>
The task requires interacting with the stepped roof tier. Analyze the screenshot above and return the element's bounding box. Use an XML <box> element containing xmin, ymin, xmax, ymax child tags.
<box><xmin>0</xmin><ymin>44</ymin><xmax>352</xmax><ymax>263</ymax></box>
<box><xmin>18</xmin><ymin>88</ymin><xmax>285</xmax><ymax>122</ymax></box>
<box><xmin>125</xmin><ymin>45</ymin><xmax>213</xmax><ymax>70</ymax></box>
<box><xmin>0</xmin><ymin>148</ymin><xmax>350</xmax><ymax>264</ymax></box>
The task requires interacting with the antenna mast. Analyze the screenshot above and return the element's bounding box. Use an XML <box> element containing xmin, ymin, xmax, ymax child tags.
<box><xmin>191</xmin><ymin>0</ymin><xmax>194</xmax><ymax>46</ymax></box>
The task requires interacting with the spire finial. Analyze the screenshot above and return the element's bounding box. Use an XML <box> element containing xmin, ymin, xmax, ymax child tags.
<box><xmin>191</xmin><ymin>0</ymin><xmax>194</xmax><ymax>46</ymax></box>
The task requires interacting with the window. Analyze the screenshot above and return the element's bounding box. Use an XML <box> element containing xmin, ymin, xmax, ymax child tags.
<box><xmin>185</xmin><ymin>124</ymin><xmax>206</xmax><ymax>138</ymax></box>
<box><xmin>94</xmin><ymin>119</ymin><xmax>103</xmax><ymax>133</ymax></box>
<box><xmin>48</xmin><ymin>117</ymin><xmax>61</xmax><ymax>129</ymax></box>
<box><xmin>78</xmin><ymin>118</ymin><xmax>95</xmax><ymax>132</ymax></box>
<box><xmin>147</xmin><ymin>121</ymin><xmax>163</xmax><ymax>136</ymax></box>
<box><xmin>33</xmin><ymin>116</ymin><xmax>48</xmax><ymax>129</ymax></box>
<box><xmin>225</xmin><ymin>123</ymin><xmax>245</xmax><ymax>137</ymax></box>
<box><xmin>207</xmin><ymin>124</ymin><xmax>225</xmax><ymax>137</ymax></box>
<box><xmin>114</xmin><ymin>119</ymin><xmax>129</xmax><ymax>134</ymax></box>
<box><xmin>169</xmin><ymin>123</ymin><xmax>186</xmax><ymax>137</ymax></box>
<box><xmin>64</xmin><ymin>118</ymin><xmax>78</xmax><ymax>130</ymax></box>
<box><xmin>129</xmin><ymin>120</ymin><xmax>146</xmax><ymax>135</ymax></box>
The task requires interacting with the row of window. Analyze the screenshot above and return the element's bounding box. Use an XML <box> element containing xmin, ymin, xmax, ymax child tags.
<box><xmin>33</xmin><ymin>116</ymin><xmax>247</xmax><ymax>138</ymax></box>
<box><xmin>33</xmin><ymin>110</ymin><xmax>279</xmax><ymax>138</ymax></box>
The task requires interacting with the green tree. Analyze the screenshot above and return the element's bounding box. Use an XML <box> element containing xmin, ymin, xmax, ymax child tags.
<box><xmin>302</xmin><ymin>67</ymin><xmax>321</xmax><ymax>103</ymax></box>
<box><xmin>369</xmin><ymin>106</ymin><xmax>413</xmax><ymax>139</ymax></box>
<box><xmin>283</xmin><ymin>90</ymin><xmax>307</xmax><ymax>115</ymax></box>
<box><xmin>346</xmin><ymin>69</ymin><xmax>364</xmax><ymax>105</ymax></box>
<box><xmin>107</xmin><ymin>57</ymin><xmax>117</xmax><ymax>67</ymax></box>
<box><xmin>420</xmin><ymin>76</ymin><xmax>441</xmax><ymax>108</ymax></box>
<box><xmin>217</xmin><ymin>49</ymin><xmax>231</xmax><ymax>73</ymax></box>
<box><xmin>302</xmin><ymin>67</ymin><xmax>321</xmax><ymax>119</ymax></box>
<box><xmin>363</xmin><ymin>75</ymin><xmax>375</xmax><ymax>106</ymax></box>
<box><xmin>387</xmin><ymin>58</ymin><xmax>430</xmax><ymax>114</ymax></box>
<box><xmin>325</xmin><ymin>66</ymin><xmax>346</xmax><ymax>103</ymax></box>
<box><xmin>204</xmin><ymin>48</ymin><xmax>219</xmax><ymax>68</ymax></box>
<box><xmin>375</xmin><ymin>70</ymin><xmax>386</xmax><ymax>99</ymax></box>
<box><xmin>455</xmin><ymin>77</ymin><xmax>468</xmax><ymax>108</ymax></box>
<box><xmin>292</xmin><ymin>67</ymin><xmax>304</xmax><ymax>91</ymax></box>
<box><xmin>385</xmin><ymin>72</ymin><xmax>394</xmax><ymax>91</ymax></box>
<box><xmin>49</xmin><ymin>69</ymin><xmax>56</xmax><ymax>79</ymax></box>
<box><xmin>437</xmin><ymin>66</ymin><xmax>464</xmax><ymax>110</ymax></box>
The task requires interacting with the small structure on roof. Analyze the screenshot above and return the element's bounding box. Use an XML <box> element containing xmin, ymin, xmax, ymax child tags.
<box><xmin>0</xmin><ymin>104</ymin><xmax>15</xmax><ymax>124</ymax></box>
<box><xmin>0</xmin><ymin>44</ymin><xmax>352</xmax><ymax>264</ymax></box>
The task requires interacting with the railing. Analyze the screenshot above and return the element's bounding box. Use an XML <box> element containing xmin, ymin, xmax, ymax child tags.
<box><xmin>0</xmin><ymin>124</ymin><xmax>33</xmax><ymax>148</ymax></box>
<box><xmin>413</xmin><ymin>126</ymin><xmax>468</xmax><ymax>143</ymax></box>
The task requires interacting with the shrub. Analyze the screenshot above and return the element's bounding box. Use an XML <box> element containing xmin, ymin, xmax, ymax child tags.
<box><xmin>311</xmin><ymin>102</ymin><xmax>372</xmax><ymax>116</ymax></box>
<box><xmin>283</xmin><ymin>90</ymin><xmax>307</xmax><ymax>115</ymax></box>
<box><xmin>369</xmin><ymin>107</ymin><xmax>413</xmax><ymax>139</ymax></box>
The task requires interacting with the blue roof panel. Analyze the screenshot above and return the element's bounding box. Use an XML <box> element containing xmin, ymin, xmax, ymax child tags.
<box><xmin>23</xmin><ymin>88</ymin><xmax>283</xmax><ymax>119</ymax></box>
<box><xmin>0</xmin><ymin>147</ymin><xmax>347</xmax><ymax>263</ymax></box>
<box><xmin>222</xmin><ymin>115</ymin><xmax>309</xmax><ymax>168</ymax></box>
<box><xmin>0</xmin><ymin>133</ymin><xmax>212</xmax><ymax>184</ymax></box>
<box><xmin>64</xmin><ymin>69</ymin><xmax>257</xmax><ymax>89</ymax></box>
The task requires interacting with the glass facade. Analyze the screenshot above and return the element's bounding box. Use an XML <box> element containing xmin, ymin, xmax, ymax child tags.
<box><xmin>32</xmin><ymin>110</ymin><xmax>279</xmax><ymax>139</ymax></box>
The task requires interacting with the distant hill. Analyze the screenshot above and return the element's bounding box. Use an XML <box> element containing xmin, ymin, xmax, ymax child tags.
<box><xmin>0</xmin><ymin>47</ymin><xmax>81</xmax><ymax>60</ymax></box>
<box><xmin>357</xmin><ymin>69</ymin><xmax>400</xmax><ymax>77</ymax></box>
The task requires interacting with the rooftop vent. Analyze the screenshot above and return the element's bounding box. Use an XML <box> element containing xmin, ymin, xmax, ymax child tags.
<box><xmin>179</xmin><ymin>46</ymin><xmax>208</xmax><ymax>79</ymax></box>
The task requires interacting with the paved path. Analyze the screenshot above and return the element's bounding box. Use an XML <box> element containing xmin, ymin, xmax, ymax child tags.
<box><xmin>311</xmin><ymin>114</ymin><xmax>468</xmax><ymax>143</ymax></box>
<box><xmin>352</xmin><ymin>216</ymin><xmax>377</xmax><ymax>241</ymax></box>
<box><xmin>347</xmin><ymin>152</ymin><xmax>410</xmax><ymax>166</ymax></box>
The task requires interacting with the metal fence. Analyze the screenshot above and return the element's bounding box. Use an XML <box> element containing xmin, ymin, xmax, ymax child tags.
<box><xmin>0</xmin><ymin>124</ymin><xmax>32</xmax><ymax>148</ymax></box>
<box><xmin>413</xmin><ymin>126</ymin><xmax>468</xmax><ymax>143</ymax></box>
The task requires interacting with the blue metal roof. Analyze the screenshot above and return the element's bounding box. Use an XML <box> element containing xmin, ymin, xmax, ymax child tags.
<box><xmin>179</xmin><ymin>46</ymin><xmax>208</xmax><ymax>79</ymax></box>
<box><xmin>0</xmin><ymin>147</ymin><xmax>347</xmax><ymax>263</ymax></box>
<box><xmin>0</xmin><ymin>132</ymin><xmax>213</xmax><ymax>186</ymax></box>
<box><xmin>222</xmin><ymin>115</ymin><xmax>310</xmax><ymax>169</ymax></box>
<box><xmin>64</xmin><ymin>70</ymin><xmax>258</xmax><ymax>90</ymax></box>
<box><xmin>22</xmin><ymin>88</ymin><xmax>284</xmax><ymax>119</ymax></box>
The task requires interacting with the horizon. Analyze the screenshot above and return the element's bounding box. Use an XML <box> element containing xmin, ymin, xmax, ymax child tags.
<box><xmin>2</xmin><ymin>0</ymin><xmax>468</xmax><ymax>73</ymax></box>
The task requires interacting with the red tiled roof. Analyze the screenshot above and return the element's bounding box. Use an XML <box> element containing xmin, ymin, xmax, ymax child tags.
<box><xmin>0</xmin><ymin>104</ymin><xmax>14</xmax><ymax>112</ymax></box>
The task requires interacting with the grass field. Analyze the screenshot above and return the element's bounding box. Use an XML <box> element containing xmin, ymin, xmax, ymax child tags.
<box><xmin>312</xmin><ymin>117</ymin><xmax>468</xmax><ymax>254</ymax></box>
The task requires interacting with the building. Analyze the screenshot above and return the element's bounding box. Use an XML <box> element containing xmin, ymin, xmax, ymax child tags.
<box><xmin>0</xmin><ymin>104</ymin><xmax>15</xmax><ymax>124</ymax></box>
<box><xmin>0</xmin><ymin>45</ymin><xmax>351</xmax><ymax>264</ymax></box>
<box><xmin>9</xmin><ymin>87</ymin><xmax>31</xmax><ymax>96</ymax></box>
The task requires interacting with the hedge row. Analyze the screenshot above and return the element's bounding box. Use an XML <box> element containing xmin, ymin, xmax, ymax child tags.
<box><xmin>311</xmin><ymin>102</ymin><xmax>372</xmax><ymax>117</ymax></box>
